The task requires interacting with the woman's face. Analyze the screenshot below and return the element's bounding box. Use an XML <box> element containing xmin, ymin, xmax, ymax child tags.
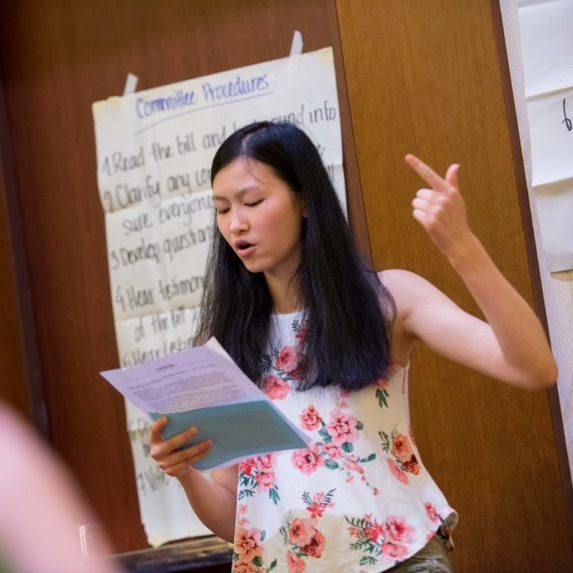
<box><xmin>212</xmin><ymin>157</ymin><xmax>306</xmax><ymax>280</ymax></box>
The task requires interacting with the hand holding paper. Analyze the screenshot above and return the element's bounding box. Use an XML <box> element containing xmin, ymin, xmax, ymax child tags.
<box><xmin>148</xmin><ymin>417</ymin><xmax>213</xmax><ymax>478</ymax></box>
<box><xmin>100</xmin><ymin>338</ymin><xmax>310</xmax><ymax>471</ymax></box>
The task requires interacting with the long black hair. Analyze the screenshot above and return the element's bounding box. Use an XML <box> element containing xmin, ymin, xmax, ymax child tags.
<box><xmin>195</xmin><ymin>120</ymin><xmax>396</xmax><ymax>391</ymax></box>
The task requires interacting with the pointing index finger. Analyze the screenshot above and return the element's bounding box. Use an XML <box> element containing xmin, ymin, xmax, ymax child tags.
<box><xmin>404</xmin><ymin>154</ymin><xmax>450</xmax><ymax>193</ymax></box>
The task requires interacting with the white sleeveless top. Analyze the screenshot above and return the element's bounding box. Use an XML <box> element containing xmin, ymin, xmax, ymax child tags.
<box><xmin>232</xmin><ymin>310</ymin><xmax>458</xmax><ymax>572</ymax></box>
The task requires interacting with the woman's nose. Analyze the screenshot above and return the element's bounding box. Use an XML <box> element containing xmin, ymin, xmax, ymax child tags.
<box><xmin>229</xmin><ymin>210</ymin><xmax>249</xmax><ymax>234</ymax></box>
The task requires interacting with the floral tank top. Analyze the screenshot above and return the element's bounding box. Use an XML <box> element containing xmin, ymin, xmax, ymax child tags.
<box><xmin>232</xmin><ymin>310</ymin><xmax>459</xmax><ymax>572</ymax></box>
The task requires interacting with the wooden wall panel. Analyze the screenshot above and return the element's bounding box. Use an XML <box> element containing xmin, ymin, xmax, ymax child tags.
<box><xmin>336</xmin><ymin>0</ymin><xmax>572</xmax><ymax>570</ymax></box>
<box><xmin>0</xmin><ymin>116</ymin><xmax>29</xmax><ymax>417</ymax></box>
<box><xmin>0</xmin><ymin>0</ymin><xmax>366</xmax><ymax>552</ymax></box>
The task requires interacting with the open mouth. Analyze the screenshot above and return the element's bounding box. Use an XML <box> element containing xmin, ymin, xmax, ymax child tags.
<box><xmin>236</xmin><ymin>241</ymin><xmax>256</xmax><ymax>256</ymax></box>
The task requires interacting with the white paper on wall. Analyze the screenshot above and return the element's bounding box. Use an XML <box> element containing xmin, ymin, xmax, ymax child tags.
<box><xmin>518</xmin><ymin>0</ymin><xmax>573</xmax><ymax>98</ymax></box>
<box><xmin>92</xmin><ymin>47</ymin><xmax>346</xmax><ymax>546</ymax></box>
<box><xmin>503</xmin><ymin>0</ymin><xmax>573</xmax><ymax>504</ymax></box>
<box><xmin>517</xmin><ymin>0</ymin><xmax>573</xmax><ymax>272</ymax></box>
<box><xmin>533</xmin><ymin>180</ymin><xmax>573</xmax><ymax>272</ymax></box>
<box><xmin>528</xmin><ymin>88</ymin><xmax>573</xmax><ymax>187</ymax></box>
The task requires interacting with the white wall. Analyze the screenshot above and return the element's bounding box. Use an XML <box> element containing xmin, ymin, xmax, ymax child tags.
<box><xmin>500</xmin><ymin>0</ymin><xmax>572</xmax><ymax>483</ymax></box>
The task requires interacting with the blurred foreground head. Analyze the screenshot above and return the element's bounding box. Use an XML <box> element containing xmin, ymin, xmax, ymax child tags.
<box><xmin>0</xmin><ymin>403</ymin><xmax>120</xmax><ymax>573</ymax></box>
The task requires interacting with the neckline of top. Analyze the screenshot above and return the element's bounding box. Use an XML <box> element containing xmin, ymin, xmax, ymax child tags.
<box><xmin>271</xmin><ymin>308</ymin><xmax>307</xmax><ymax>318</ymax></box>
<box><xmin>269</xmin><ymin>310</ymin><xmax>410</xmax><ymax>371</ymax></box>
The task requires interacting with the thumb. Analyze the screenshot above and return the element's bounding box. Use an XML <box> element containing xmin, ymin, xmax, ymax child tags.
<box><xmin>445</xmin><ymin>164</ymin><xmax>460</xmax><ymax>189</ymax></box>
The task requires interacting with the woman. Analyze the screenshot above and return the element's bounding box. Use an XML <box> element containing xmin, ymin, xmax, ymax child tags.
<box><xmin>150</xmin><ymin>121</ymin><xmax>557</xmax><ymax>572</ymax></box>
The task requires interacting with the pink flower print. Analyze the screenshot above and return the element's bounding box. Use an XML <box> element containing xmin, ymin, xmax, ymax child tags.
<box><xmin>366</xmin><ymin>523</ymin><xmax>384</xmax><ymax>543</ymax></box>
<box><xmin>383</xmin><ymin>515</ymin><xmax>415</xmax><ymax>544</ymax></box>
<box><xmin>387</xmin><ymin>458</ymin><xmax>409</xmax><ymax>485</ymax></box>
<box><xmin>233</xmin><ymin>562</ymin><xmax>259</xmax><ymax>573</ymax></box>
<box><xmin>344</xmin><ymin>458</ymin><xmax>365</xmax><ymax>474</ymax></box>
<box><xmin>381</xmin><ymin>543</ymin><xmax>409</xmax><ymax>560</ymax></box>
<box><xmin>376</xmin><ymin>377</ymin><xmax>390</xmax><ymax>391</ymax></box>
<box><xmin>326</xmin><ymin>410</ymin><xmax>360</xmax><ymax>445</ymax></box>
<box><xmin>318</xmin><ymin>443</ymin><xmax>343</xmax><ymax>460</ymax></box>
<box><xmin>295</xmin><ymin>323</ymin><xmax>309</xmax><ymax>343</ymax></box>
<box><xmin>234</xmin><ymin>528</ymin><xmax>263</xmax><ymax>562</ymax></box>
<box><xmin>263</xmin><ymin>375</ymin><xmax>291</xmax><ymax>400</ymax></box>
<box><xmin>276</xmin><ymin>346</ymin><xmax>298</xmax><ymax>373</ymax></box>
<box><xmin>287</xmin><ymin>551</ymin><xmax>306</xmax><ymax>573</ymax></box>
<box><xmin>391</xmin><ymin>434</ymin><xmax>413</xmax><ymax>463</ymax></box>
<box><xmin>255</xmin><ymin>470</ymin><xmax>276</xmax><ymax>491</ymax></box>
<box><xmin>241</xmin><ymin>458</ymin><xmax>257</xmax><ymax>477</ymax></box>
<box><xmin>254</xmin><ymin>454</ymin><xmax>276</xmax><ymax>472</ymax></box>
<box><xmin>290</xmin><ymin>366</ymin><xmax>305</xmax><ymax>381</ymax></box>
<box><xmin>300</xmin><ymin>406</ymin><xmax>322</xmax><ymax>431</ymax></box>
<box><xmin>239</xmin><ymin>454</ymin><xmax>280</xmax><ymax>504</ymax></box>
<box><xmin>292</xmin><ymin>445</ymin><xmax>325</xmax><ymax>475</ymax></box>
<box><xmin>307</xmin><ymin>504</ymin><xmax>325</xmax><ymax>519</ymax></box>
<box><xmin>403</xmin><ymin>454</ymin><xmax>420</xmax><ymax>475</ymax></box>
<box><xmin>238</xmin><ymin>517</ymin><xmax>249</xmax><ymax>528</ymax></box>
<box><xmin>304</xmin><ymin>489</ymin><xmax>335</xmax><ymax>518</ymax></box>
<box><xmin>302</xmin><ymin>529</ymin><xmax>326</xmax><ymax>558</ymax></box>
<box><xmin>289</xmin><ymin>518</ymin><xmax>314</xmax><ymax>546</ymax></box>
<box><xmin>348</xmin><ymin>525</ymin><xmax>362</xmax><ymax>538</ymax></box>
<box><xmin>238</xmin><ymin>504</ymin><xmax>248</xmax><ymax>516</ymax></box>
<box><xmin>424</xmin><ymin>502</ymin><xmax>440</xmax><ymax>523</ymax></box>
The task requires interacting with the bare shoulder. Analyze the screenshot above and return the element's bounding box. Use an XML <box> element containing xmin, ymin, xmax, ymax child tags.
<box><xmin>376</xmin><ymin>270</ymin><xmax>426</xmax><ymax>362</ymax></box>
<box><xmin>377</xmin><ymin>269</ymin><xmax>430</xmax><ymax>316</ymax></box>
<box><xmin>377</xmin><ymin>268</ymin><xmax>420</xmax><ymax>288</ymax></box>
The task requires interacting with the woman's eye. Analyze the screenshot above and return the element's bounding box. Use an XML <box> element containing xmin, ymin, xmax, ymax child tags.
<box><xmin>216</xmin><ymin>208</ymin><xmax>229</xmax><ymax>215</ymax></box>
<box><xmin>245</xmin><ymin>199</ymin><xmax>263</xmax><ymax>207</ymax></box>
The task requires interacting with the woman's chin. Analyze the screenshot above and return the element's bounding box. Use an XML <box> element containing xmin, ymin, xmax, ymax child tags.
<box><xmin>241</xmin><ymin>259</ymin><xmax>266</xmax><ymax>274</ymax></box>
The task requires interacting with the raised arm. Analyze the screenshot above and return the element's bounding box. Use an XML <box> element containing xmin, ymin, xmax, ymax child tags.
<box><xmin>379</xmin><ymin>155</ymin><xmax>557</xmax><ymax>391</ymax></box>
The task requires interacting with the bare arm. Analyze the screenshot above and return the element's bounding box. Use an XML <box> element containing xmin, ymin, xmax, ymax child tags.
<box><xmin>385</xmin><ymin>155</ymin><xmax>558</xmax><ymax>391</ymax></box>
<box><xmin>177</xmin><ymin>465</ymin><xmax>238</xmax><ymax>543</ymax></box>
<box><xmin>381</xmin><ymin>265</ymin><xmax>556</xmax><ymax>390</ymax></box>
<box><xmin>149</xmin><ymin>418</ymin><xmax>238</xmax><ymax>542</ymax></box>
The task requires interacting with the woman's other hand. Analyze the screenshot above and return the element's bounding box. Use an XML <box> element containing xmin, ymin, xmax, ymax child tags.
<box><xmin>405</xmin><ymin>154</ymin><xmax>473</xmax><ymax>261</ymax></box>
<box><xmin>149</xmin><ymin>417</ymin><xmax>213</xmax><ymax>478</ymax></box>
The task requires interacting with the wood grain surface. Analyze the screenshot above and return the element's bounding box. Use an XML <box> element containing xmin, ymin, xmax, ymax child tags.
<box><xmin>336</xmin><ymin>0</ymin><xmax>572</xmax><ymax>570</ymax></box>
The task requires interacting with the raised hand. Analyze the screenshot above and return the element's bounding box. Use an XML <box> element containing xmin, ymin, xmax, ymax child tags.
<box><xmin>404</xmin><ymin>154</ymin><xmax>473</xmax><ymax>259</ymax></box>
<box><xmin>149</xmin><ymin>417</ymin><xmax>213</xmax><ymax>478</ymax></box>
